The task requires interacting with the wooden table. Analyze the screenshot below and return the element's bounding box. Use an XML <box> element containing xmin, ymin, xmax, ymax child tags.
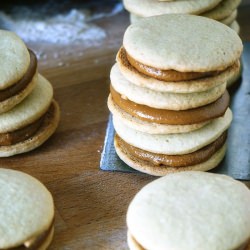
<box><xmin>1</xmin><ymin>6</ymin><xmax>249</xmax><ymax>250</ymax></box>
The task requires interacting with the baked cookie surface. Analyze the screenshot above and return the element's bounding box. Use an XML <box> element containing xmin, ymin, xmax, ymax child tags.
<box><xmin>127</xmin><ymin>171</ymin><xmax>250</xmax><ymax>250</ymax></box>
<box><xmin>0</xmin><ymin>168</ymin><xmax>54</xmax><ymax>249</ymax></box>
<box><xmin>123</xmin><ymin>14</ymin><xmax>242</xmax><ymax>72</ymax></box>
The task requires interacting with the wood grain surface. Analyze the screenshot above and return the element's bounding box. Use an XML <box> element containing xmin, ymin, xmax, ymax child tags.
<box><xmin>1</xmin><ymin>6</ymin><xmax>249</xmax><ymax>250</ymax></box>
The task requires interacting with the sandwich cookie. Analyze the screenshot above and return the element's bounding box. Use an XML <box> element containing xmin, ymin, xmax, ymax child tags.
<box><xmin>0</xmin><ymin>30</ymin><xmax>38</xmax><ymax>113</ymax></box>
<box><xmin>127</xmin><ymin>171</ymin><xmax>250</xmax><ymax>250</ymax></box>
<box><xmin>0</xmin><ymin>168</ymin><xmax>54</xmax><ymax>250</ymax></box>
<box><xmin>0</xmin><ymin>74</ymin><xmax>60</xmax><ymax>157</ymax></box>
<box><xmin>113</xmin><ymin>109</ymin><xmax>232</xmax><ymax>175</ymax></box>
<box><xmin>122</xmin><ymin>15</ymin><xmax>242</xmax><ymax>73</ymax></box>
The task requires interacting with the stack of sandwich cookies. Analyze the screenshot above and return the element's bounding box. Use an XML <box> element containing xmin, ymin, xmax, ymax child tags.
<box><xmin>0</xmin><ymin>168</ymin><xmax>54</xmax><ymax>250</ymax></box>
<box><xmin>108</xmin><ymin>14</ymin><xmax>242</xmax><ymax>176</ymax></box>
<box><xmin>125</xmin><ymin>0</ymin><xmax>241</xmax><ymax>34</ymax></box>
<box><xmin>126</xmin><ymin>171</ymin><xmax>250</xmax><ymax>250</ymax></box>
<box><xmin>0</xmin><ymin>30</ymin><xmax>60</xmax><ymax>156</ymax></box>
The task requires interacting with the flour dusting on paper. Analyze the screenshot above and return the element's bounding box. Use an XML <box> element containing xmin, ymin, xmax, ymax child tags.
<box><xmin>0</xmin><ymin>3</ymin><xmax>123</xmax><ymax>45</ymax></box>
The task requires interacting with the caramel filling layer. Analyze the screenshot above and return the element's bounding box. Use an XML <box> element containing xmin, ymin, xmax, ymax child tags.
<box><xmin>116</xmin><ymin>132</ymin><xmax>227</xmax><ymax>167</ymax></box>
<box><xmin>8</xmin><ymin>218</ymin><xmax>54</xmax><ymax>250</ymax></box>
<box><xmin>111</xmin><ymin>85</ymin><xmax>229</xmax><ymax>125</ymax></box>
<box><xmin>0</xmin><ymin>49</ymin><xmax>37</xmax><ymax>102</ymax></box>
<box><xmin>0</xmin><ymin>103</ymin><xmax>54</xmax><ymax>146</ymax></box>
<box><xmin>119</xmin><ymin>47</ymin><xmax>220</xmax><ymax>81</ymax></box>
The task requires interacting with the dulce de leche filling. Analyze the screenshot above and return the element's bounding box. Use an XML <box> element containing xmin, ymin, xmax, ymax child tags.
<box><xmin>0</xmin><ymin>49</ymin><xmax>37</xmax><ymax>102</ymax></box>
<box><xmin>110</xmin><ymin>85</ymin><xmax>229</xmax><ymax>125</ymax></box>
<box><xmin>116</xmin><ymin>132</ymin><xmax>227</xmax><ymax>167</ymax></box>
<box><xmin>119</xmin><ymin>47</ymin><xmax>220</xmax><ymax>82</ymax></box>
<box><xmin>0</xmin><ymin>103</ymin><xmax>54</xmax><ymax>146</ymax></box>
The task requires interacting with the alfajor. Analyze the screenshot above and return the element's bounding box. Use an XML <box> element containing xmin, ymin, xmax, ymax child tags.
<box><xmin>0</xmin><ymin>74</ymin><xmax>60</xmax><ymax>157</ymax></box>
<box><xmin>0</xmin><ymin>168</ymin><xmax>54</xmax><ymax>249</ymax></box>
<box><xmin>108</xmin><ymin>14</ymin><xmax>243</xmax><ymax>175</ymax></box>
<box><xmin>127</xmin><ymin>171</ymin><xmax>250</xmax><ymax>250</ymax></box>
<box><xmin>0</xmin><ymin>30</ymin><xmax>38</xmax><ymax>113</ymax></box>
<box><xmin>127</xmin><ymin>0</ymin><xmax>243</xmax><ymax>88</ymax></box>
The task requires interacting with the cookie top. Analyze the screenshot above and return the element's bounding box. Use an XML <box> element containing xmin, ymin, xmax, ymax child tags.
<box><xmin>127</xmin><ymin>171</ymin><xmax>250</xmax><ymax>250</ymax></box>
<box><xmin>123</xmin><ymin>0</ymin><xmax>222</xmax><ymax>16</ymax></box>
<box><xmin>123</xmin><ymin>14</ymin><xmax>243</xmax><ymax>72</ymax></box>
<box><xmin>0</xmin><ymin>30</ymin><xmax>30</xmax><ymax>89</ymax></box>
<box><xmin>0</xmin><ymin>74</ymin><xmax>53</xmax><ymax>133</ymax></box>
<box><xmin>0</xmin><ymin>168</ymin><xmax>54</xmax><ymax>248</ymax></box>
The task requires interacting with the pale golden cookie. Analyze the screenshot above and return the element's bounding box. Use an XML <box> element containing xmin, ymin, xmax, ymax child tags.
<box><xmin>0</xmin><ymin>168</ymin><xmax>54</xmax><ymax>249</ymax></box>
<box><xmin>123</xmin><ymin>14</ymin><xmax>242</xmax><ymax>72</ymax></box>
<box><xmin>127</xmin><ymin>171</ymin><xmax>250</xmax><ymax>250</ymax></box>
<box><xmin>0</xmin><ymin>30</ymin><xmax>30</xmax><ymax>89</ymax></box>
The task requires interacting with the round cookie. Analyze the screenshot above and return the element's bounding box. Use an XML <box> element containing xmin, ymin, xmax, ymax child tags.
<box><xmin>0</xmin><ymin>74</ymin><xmax>53</xmax><ymax>133</ymax></box>
<box><xmin>113</xmin><ymin>108</ymin><xmax>232</xmax><ymax>155</ymax></box>
<box><xmin>0</xmin><ymin>168</ymin><xmax>54</xmax><ymax>249</ymax></box>
<box><xmin>0</xmin><ymin>31</ymin><xmax>38</xmax><ymax>113</ymax></box>
<box><xmin>123</xmin><ymin>0</ymin><xmax>223</xmax><ymax>17</ymax></box>
<box><xmin>0</xmin><ymin>49</ymin><xmax>38</xmax><ymax>114</ymax></box>
<box><xmin>127</xmin><ymin>171</ymin><xmax>250</xmax><ymax>250</ymax></box>
<box><xmin>0</xmin><ymin>74</ymin><xmax>60</xmax><ymax>157</ymax></box>
<box><xmin>123</xmin><ymin>14</ymin><xmax>242</xmax><ymax>72</ymax></box>
<box><xmin>0</xmin><ymin>30</ymin><xmax>30</xmax><ymax>89</ymax></box>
